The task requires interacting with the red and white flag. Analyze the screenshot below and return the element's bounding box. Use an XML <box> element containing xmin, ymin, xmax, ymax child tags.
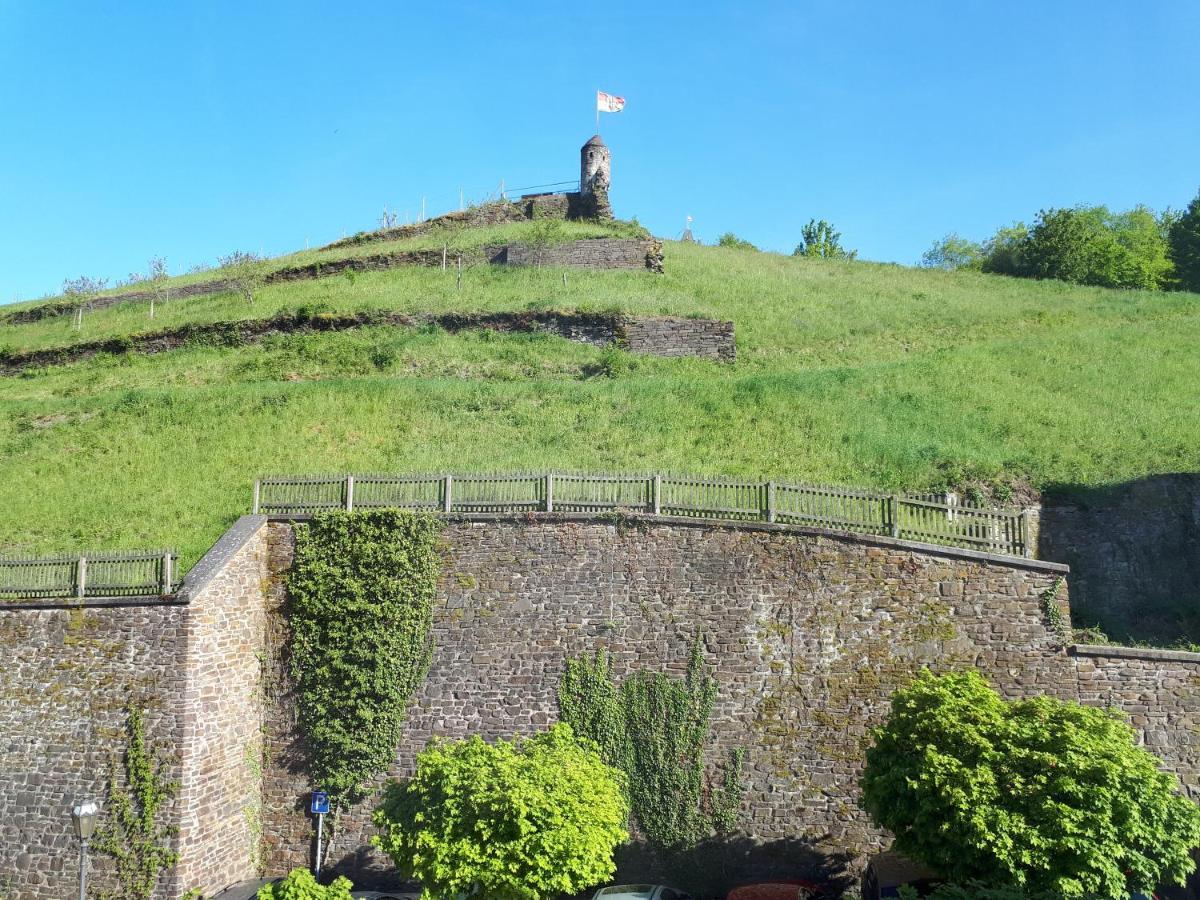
<box><xmin>597</xmin><ymin>90</ymin><xmax>626</xmax><ymax>113</ymax></box>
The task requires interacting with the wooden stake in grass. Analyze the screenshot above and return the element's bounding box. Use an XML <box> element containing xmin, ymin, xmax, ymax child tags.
<box><xmin>456</xmin><ymin>255</ymin><xmax>463</xmax><ymax>289</ymax></box>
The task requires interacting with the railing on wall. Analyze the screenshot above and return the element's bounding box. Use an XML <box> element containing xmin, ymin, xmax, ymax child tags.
<box><xmin>254</xmin><ymin>473</ymin><xmax>1032</xmax><ymax>558</ymax></box>
<box><xmin>0</xmin><ymin>550</ymin><xmax>179</xmax><ymax>601</ymax></box>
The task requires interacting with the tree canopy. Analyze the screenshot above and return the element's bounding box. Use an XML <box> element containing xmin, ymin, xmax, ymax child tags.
<box><xmin>372</xmin><ymin>724</ymin><xmax>629</xmax><ymax>900</ymax></box>
<box><xmin>861</xmin><ymin>670</ymin><xmax>1200</xmax><ymax>898</ymax></box>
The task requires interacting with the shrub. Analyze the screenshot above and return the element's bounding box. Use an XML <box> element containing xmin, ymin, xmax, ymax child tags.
<box><xmin>920</xmin><ymin>234</ymin><xmax>983</xmax><ymax>271</ymax></box>
<box><xmin>1169</xmin><ymin>189</ymin><xmax>1200</xmax><ymax>292</ymax></box>
<box><xmin>793</xmin><ymin>219</ymin><xmax>856</xmax><ymax>260</ymax></box>
<box><xmin>861</xmin><ymin>670</ymin><xmax>1200</xmax><ymax>898</ymax></box>
<box><xmin>257</xmin><ymin>868</ymin><xmax>353</xmax><ymax>899</ymax></box>
<box><xmin>372</xmin><ymin>724</ymin><xmax>628</xmax><ymax>900</ymax></box>
<box><xmin>717</xmin><ymin>232</ymin><xmax>758</xmax><ymax>251</ymax></box>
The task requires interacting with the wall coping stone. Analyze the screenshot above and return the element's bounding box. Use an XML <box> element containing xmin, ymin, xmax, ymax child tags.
<box><xmin>175</xmin><ymin>514</ymin><xmax>267</xmax><ymax>605</ymax></box>
<box><xmin>0</xmin><ymin>595</ymin><xmax>188</xmax><ymax>611</ymax></box>
<box><xmin>271</xmin><ymin>510</ymin><xmax>1068</xmax><ymax>574</ymax></box>
<box><xmin>1069</xmin><ymin>643</ymin><xmax>1200</xmax><ymax>664</ymax></box>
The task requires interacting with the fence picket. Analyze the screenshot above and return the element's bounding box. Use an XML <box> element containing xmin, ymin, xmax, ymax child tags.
<box><xmin>0</xmin><ymin>549</ymin><xmax>181</xmax><ymax>601</ymax></box>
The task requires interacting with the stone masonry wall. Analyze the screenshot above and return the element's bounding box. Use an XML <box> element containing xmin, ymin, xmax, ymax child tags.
<box><xmin>0</xmin><ymin>516</ymin><xmax>269</xmax><ymax>900</ymax></box>
<box><xmin>503</xmin><ymin>238</ymin><xmax>664</xmax><ymax>273</ymax></box>
<box><xmin>260</xmin><ymin>517</ymin><xmax>1141</xmax><ymax>889</ymax></box>
<box><xmin>0</xmin><ymin>600</ymin><xmax>188</xmax><ymax>899</ymax></box>
<box><xmin>171</xmin><ymin>517</ymin><xmax>271</xmax><ymax>897</ymax></box>
<box><xmin>619</xmin><ymin>316</ymin><xmax>737</xmax><ymax>362</ymax></box>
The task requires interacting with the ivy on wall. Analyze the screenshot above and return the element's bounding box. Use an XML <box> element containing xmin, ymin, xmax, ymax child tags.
<box><xmin>92</xmin><ymin>706</ymin><xmax>179</xmax><ymax>900</ymax></box>
<box><xmin>558</xmin><ymin>635</ymin><xmax>744</xmax><ymax>848</ymax></box>
<box><xmin>287</xmin><ymin>509</ymin><xmax>441</xmax><ymax>804</ymax></box>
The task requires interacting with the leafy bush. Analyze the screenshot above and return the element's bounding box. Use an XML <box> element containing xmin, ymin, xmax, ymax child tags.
<box><xmin>558</xmin><ymin>638</ymin><xmax>744</xmax><ymax>849</ymax></box>
<box><xmin>793</xmin><ymin>219</ymin><xmax>857</xmax><ymax>260</ymax></box>
<box><xmin>861</xmin><ymin>670</ymin><xmax>1200</xmax><ymax>898</ymax></box>
<box><xmin>288</xmin><ymin>509</ymin><xmax>440</xmax><ymax>804</ymax></box>
<box><xmin>1169</xmin><ymin>189</ymin><xmax>1200</xmax><ymax>292</ymax></box>
<box><xmin>976</xmin><ymin>206</ymin><xmax>1174</xmax><ymax>289</ymax></box>
<box><xmin>717</xmin><ymin>232</ymin><xmax>758</xmax><ymax>251</ymax></box>
<box><xmin>257</xmin><ymin>868</ymin><xmax>353</xmax><ymax>899</ymax></box>
<box><xmin>372</xmin><ymin>723</ymin><xmax>628</xmax><ymax>900</ymax></box>
<box><xmin>920</xmin><ymin>234</ymin><xmax>984</xmax><ymax>271</ymax></box>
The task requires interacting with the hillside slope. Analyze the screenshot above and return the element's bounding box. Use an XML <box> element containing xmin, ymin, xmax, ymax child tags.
<box><xmin>3</xmin><ymin>226</ymin><xmax>1198</xmax><ymax>583</ymax></box>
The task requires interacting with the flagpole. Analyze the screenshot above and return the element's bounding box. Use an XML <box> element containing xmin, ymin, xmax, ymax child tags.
<box><xmin>595</xmin><ymin>90</ymin><xmax>599</xmax><ymax>134</ymax></box>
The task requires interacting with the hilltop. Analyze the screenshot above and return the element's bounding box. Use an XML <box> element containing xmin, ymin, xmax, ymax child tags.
<box><xmin>2</xmin><ymin>218</ymin><xmax>1199</xmax><ymax>584</ymax></box>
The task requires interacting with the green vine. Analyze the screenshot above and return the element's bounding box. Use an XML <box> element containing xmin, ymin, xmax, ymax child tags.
<box><xmin>558</xmin><ymin>635</ymin><xmax>744</xmax><ymax>848</ymax></box>
<box><xmin>92</xmin><ymin>706</ymin><xmax>179</xmax><ymax>900</ymax></box>
<box><xmin>1041</xmin><ymin>576</ymin><xmax>1068</xmax><ymax>639</ymax></box>
<box><xmin>287</xmin><ymin>509</ymin><xmax>441</xmax><ymax>805</ymax></box>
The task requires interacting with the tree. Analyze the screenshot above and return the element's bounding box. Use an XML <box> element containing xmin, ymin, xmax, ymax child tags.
<box><xmin>978</xmin><ymin>223</ymin><xmax>1030</xmax><ymax>277</ymax></box>
<box><xmin>1169</xmin><ymin>189</ymin><xmax>1200</xmax><ymax>292</ymax></box>
<box><xmin>146</xmin><ymin>256</ymin><xmax>168</xmax><ymax>319</ymax></box>
<box><xmin>793</xmin><ymin>219</ymin><xmax>856</xmax><ymax>260</ymax></box>
<box><xmin>62</xmin><ymin>274</ymin><xmax>108</xmax><ymax>330</ymax></box>
<box><xmin>372</xmin><ymin>724</ymin><xmax>628</xmax><ymax>900</ymax></box>
<box><xmin>717</xmin><ymin>232</ymin><xmax>758</xmax><ymax>251</ymax></box>
<box><xmin>218</xmin><ymin>250</ymin><xmax>265</xmax><ymax>304</ymax></box>
<box><xmin>861</xmin><ymin>670</ymin><xmax>1200</xmax><ymax>898</ymax></box>
<box><xmin>920</xmin><ymin>234</ymin><xmax>983</xmax><ymax>271</ymax></box>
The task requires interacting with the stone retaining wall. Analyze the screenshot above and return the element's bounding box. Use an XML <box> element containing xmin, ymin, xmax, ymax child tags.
<box><xmin>0</xmin><ymin>517</ymin><xmax>270</xmax><ymax>900</ymax></box>
<box><xmin>619</xmin><ymin>316</ymin><xmax>737</xmax><ymax>361</ymax></box>
<box><xmin>5</xmin><ymin>513</ymin><xmax>1199</xmax><ymax>898</ymax></box>
<box><xmin>258</xmin><ymin>516</ymin><xmax>1179</xmax><ymax>890</ymax></box>
<box><xmin>502</xmin><ymin>238</ymin><xmax>664</xmax><ymax>273</ymax></box>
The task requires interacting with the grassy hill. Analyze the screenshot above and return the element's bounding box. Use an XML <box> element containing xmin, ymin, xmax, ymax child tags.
<box><xmin>3</xmin><ymin>220</ymin><xmax>1199</xmax><ymax>586</ymax></box>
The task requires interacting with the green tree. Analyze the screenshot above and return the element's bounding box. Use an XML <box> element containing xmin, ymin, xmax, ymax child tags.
<box><xmin>861</xmin><ymin>670</ymin><xmax>1200</xmax><ymax>898</ymax></box>
<box><xmin>978</xmin><ymin>222</ymin><xmax>1030</xmax><ymax>276</ymax></box>
<box><xmin>794</xmin><ymin>219</ymin><xmax>856</xmax><ymax>260</ymax></box>
<box><xmin>717</xmin><ymin>232</ymin><xmax>758</xmax><ymax>251</ymax></box>
<box><xmin>62</xmin><ymin>274</ymin><xmax>108</xmax><ymax>330</ymax></box>
<box><xmin>1169</xmin><ymin>189</ymin><xmax>1200</xmax><ymax>292</ymax></box>
<box><xmin>257</xmin><ymin>868</ymin><xmax>353</xmax><ymax>899</ymax></box>
<box><xmin>146</xmin><ymin>256</ymin><xmax>168</xmax><ymax>319</ymax></box>
<box><xmin>920</xmin><ymin>234</ymin><xmax>984</xmax><ymax>271</ymax></box>
<box><xmin>372</xmin><ymin>724</ymin><xmax>629</xmax><ymax>900</ymax></box>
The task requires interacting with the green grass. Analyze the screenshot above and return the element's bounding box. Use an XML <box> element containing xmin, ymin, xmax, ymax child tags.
<box><xmin>2</xmin><ymin>229</ymin><xmax>1199</xmax><ymax>579</ymax></box>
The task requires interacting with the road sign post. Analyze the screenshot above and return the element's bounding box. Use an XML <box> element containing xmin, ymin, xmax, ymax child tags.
<box><xmin>311</xmin><ymin>790</ymin><xmax>330</xmax><ymax>877</ymax></box>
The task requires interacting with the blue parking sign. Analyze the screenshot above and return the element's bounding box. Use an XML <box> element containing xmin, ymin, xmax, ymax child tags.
<box><xmin>311</xmin><ymin>790</ymin><xmax>330</xmax><ymax>815</ymax></box>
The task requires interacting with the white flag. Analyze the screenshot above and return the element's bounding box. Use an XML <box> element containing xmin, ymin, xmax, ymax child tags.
<box><xmin>597</xmin><ymin>90</ymin><xmax>626</xmax><ymax>113</ymax></box>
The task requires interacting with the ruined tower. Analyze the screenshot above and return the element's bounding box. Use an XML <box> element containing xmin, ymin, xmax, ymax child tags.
<box><xmin>579</xmin><ymin>134</ymin><xmax>613</xmax><ymax>219</ymax></box>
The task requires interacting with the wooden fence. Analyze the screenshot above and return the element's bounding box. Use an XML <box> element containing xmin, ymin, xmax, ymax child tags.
<box><xmin>254</xmin><ymin>473</ymin><xmax>1032</xmax><ymax>557</ymax></box>
<box><xmin>0</xmin><ymin>549</ymin><xmax>178</xmax><ymax>601</ymax></box>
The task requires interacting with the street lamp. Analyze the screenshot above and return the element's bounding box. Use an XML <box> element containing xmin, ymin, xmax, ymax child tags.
<box><xmin>71</xmin><ymin>801</ymin><xmax>99</xmax><ymax>900</ymax></box>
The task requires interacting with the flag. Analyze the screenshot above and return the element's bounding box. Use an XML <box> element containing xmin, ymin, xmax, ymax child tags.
<box><xmin>597</xmin><ymin>90</ymin><xmax>626</xmax><ymax>113</ymax></box>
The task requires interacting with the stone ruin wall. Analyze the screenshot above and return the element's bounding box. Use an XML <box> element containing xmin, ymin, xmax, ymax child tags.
<box><xmin>3</xmin><ymin>514</ymin><xmax>1198</xmax><ymax>898</ymax></box>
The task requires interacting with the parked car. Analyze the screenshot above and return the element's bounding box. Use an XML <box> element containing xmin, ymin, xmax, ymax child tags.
<box><xmin>727</xmin><ymin>881</ymin><xmax>827</xmax><ymax>899</ymax></box>
<box><xmin>861</xmin><ymin>852</ymin><xmax>940</xmax><ymax>899</ymax></box>
<box><xmin>349</xmin><ymin>893</ymin><xmax>422</xmax><ymax>900</ymax></box>
<box><xmin>593</xmin><ymin>885</ymin><xmax>692</xmax><ymax>900</ymax></box>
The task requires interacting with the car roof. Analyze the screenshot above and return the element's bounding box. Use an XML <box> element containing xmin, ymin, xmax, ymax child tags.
<box><xmin>594</xmin><ymin>885</ymin><xmax>663</xmax><ymax>900</ymax></box>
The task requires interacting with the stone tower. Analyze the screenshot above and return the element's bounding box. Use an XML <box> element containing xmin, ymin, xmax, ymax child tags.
<box><xmin>579</xmin><ymin>134</ymin><xmax>613</xmax><ymax>219</ymax></box>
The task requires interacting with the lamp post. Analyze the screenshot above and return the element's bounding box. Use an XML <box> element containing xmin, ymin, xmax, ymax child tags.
<box><xmin>71</xmin><ymin>801</ymin><xmax>99</xmax><ymax>900</ymax></box>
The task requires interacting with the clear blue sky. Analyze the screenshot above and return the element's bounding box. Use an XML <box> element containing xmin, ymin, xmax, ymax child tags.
<box><xmin>2</xmin><ymin>1</ymin><xmax>1198</xmax><ymax>302</ymax></box>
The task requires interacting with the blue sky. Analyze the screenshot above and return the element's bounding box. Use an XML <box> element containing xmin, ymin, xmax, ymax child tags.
<box><xmin>1</xmin><ymin>1</ymin><xmax>1198</xmax><ymax>302</ymax></box>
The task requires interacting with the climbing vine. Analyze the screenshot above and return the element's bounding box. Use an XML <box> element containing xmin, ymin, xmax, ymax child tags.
<box><xmin>1041</xmin><ymin>576</ymin><xmax>1068</xmax><ymax>639</ymax></box>
<box><xmin>92</xmin><ymin>706</ymin><xmax>179</xmax><ymax>900</ymax></box>
<box><xmin>559</xmin><ymin>635</ymin><xmax>744</xmax><ymax>848</ymax></box>
<box><xmin>287</xmin><ymin>509</ymin><xmax>440</xmax><ymax>805</ymax></box>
